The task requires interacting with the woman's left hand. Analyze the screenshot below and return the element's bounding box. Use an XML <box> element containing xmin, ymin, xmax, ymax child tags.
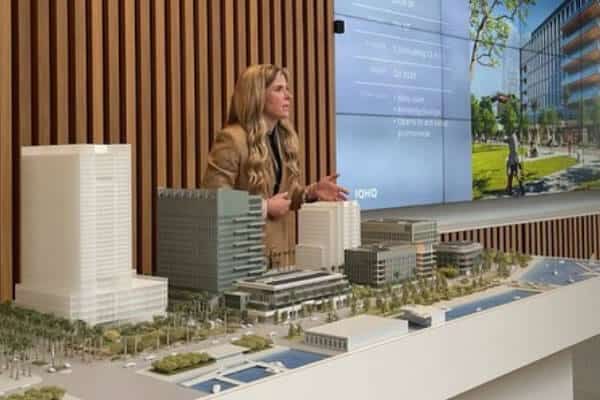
<box><xmin>309</xmin><ymin>174</ymin><xmax>349</xmax><ymax>201</ymax></box>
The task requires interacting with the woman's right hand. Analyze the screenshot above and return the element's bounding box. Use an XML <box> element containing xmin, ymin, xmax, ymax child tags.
<box><xmin>267</xmin><ymin>192</ymin><xmax>291</xmax><ymax>220</ymax></box>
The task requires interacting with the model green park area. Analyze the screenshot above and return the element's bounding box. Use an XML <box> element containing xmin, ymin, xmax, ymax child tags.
<box><xmin>472</xmin><ymin>144</ymin><xmax>577</xmax><ymax>199</ymax></box>
<box><xmin>151</xmin><ymin>352</ymin><xmax>214</xmax><ymax>375</ymax></box>
<box><xmin>0</xmin><ymin>387</ymin><xmax>65</xmax><ymax>400</ymax></box>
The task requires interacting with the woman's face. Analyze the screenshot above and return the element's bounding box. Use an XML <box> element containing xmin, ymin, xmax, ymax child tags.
<box><xmin>264</xmin><ymin>72</ymin><xmax>291</xmax><ymax>122</ymax></box>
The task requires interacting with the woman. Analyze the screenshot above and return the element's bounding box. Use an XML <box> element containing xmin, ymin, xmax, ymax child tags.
<box><xmin>203</xmin><ymin>64</ymin><xmax>348</xmax><ymax>265</ymax></box>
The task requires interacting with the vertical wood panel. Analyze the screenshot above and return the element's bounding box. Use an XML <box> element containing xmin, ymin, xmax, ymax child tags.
<box><xmin>524</xmin><ymin>224</ymin><xmax>530</xmax><ymax>255</ymax></box>
<box><xmin>166</xmin><ymin>0</ymin><xmax>182</xmax><ymax>188</ymax></box>
<box><xmin>247</xmin><ymin>0</ymin><xmax>259</xmax><ymax>65</ymax></box>
<box><xmin>575</xmin><ymin>218</ymin><xmax>580</xmax><ymax>258</ymax></box>
<box><xmin>535</xmin><ymin>222</ymin><xmax>541</xmax><ymax>255</ymax></box>
<box><xmin>552</xmin><ymin>220</ymin><xmax>558</xmax><ymax>257</ymax></box>
<box><xmin>541</xmin><ymin>221</ymin><xmax>546</xmax><ymax>256</ymax></box>
<box><xmin>34</xmin><ymin>0</ymin><xmax>51</xmax><ymax>145</ymax></box>
<box><xmin>208</xmin><ymin>0</ymin><xmax>222</xmax><ymax>136</ymax></box>
<box><xmin>137</xmin><ymin>0</ymin><xmax>152</xmax><ymax>275</ymax></box>
<box><xmin>152</xmin><ymin>0</ymin><xmax>167</xmax><ymax>187</ymax></box>
<box><xmin>122</xmin><ymin>0</ymin><xmax>137</xmax><ymax>268</ymax></box>
<box><xmin>294</xmin><ymin>0</ymin><xmax>306</xmax><ymax>186</ymax></box>
<box><xmin>223</xmin><ymin>0</ymin><xmax>235</xmax><ymax>116</ymax></box>
<box><xmin>325</xmin><ymin>0</ymin><xmax>335</xmax><ymax>174</ymax></box>
<box><xmin>510</xmin><ymin>225</ymin><xmax>516</xmax><ymax>252</ymax></box>
<box><xmin>579</xmin><ymin>217</ymin><xmax>584</xmax><ymax>258</ymax></box>
<box><xmin>17</xmin><ymin>0</ymin><xmax>32</xmax><ymax>146</ymax></box>
<box><xmin>0</xmin><ymin>0</ymin><xmax>12</xmax><ymax>300</ymax></box>
<box><xmin>71</xmin><ymin>0</ymin><xmax>88</xmax><ymax>144</ymax></box>
<box><xmin>181</xmin><ymin>0</ymin><xmax>196</xmax><ymax>188</ymax></box>
<box><xmin>272</xmin><ymin>0</ymin><xmax>282</xmax><ymax>67</ymax></box>
<box><xmin>565</xmin><ymin>218</ymin><xmax>573</xmax><ymax>257</ymax></box>
<box><xmin>105</xmin><ymin>0</ymin><xmax>120</xmax><ymax>144</ymax></box>
<box><xmin>260</xmin><ymin>0</ymin><xmax>271</xmax><ymax>62</ymax></box>
<box><xmin>234</xmin><ymin>0</ymin><xmax>246</xmax><ymax>79</ymax></box>
<box><xmin>305</xmin><ymin>0</ymin><xmax>317</xmax><ymax>184</ymax></box>
<box><xmin>315</xmin><ymin>0</ymin><xmax>327</xmax><ymax>179</ymax></box>
<box><xmin>595</xmin><ymin>216</ymin><xmax>599</xmax><ymax>257</ymax></box>
<box><xmin>89</xmin><ymin>0</ymin><xmax>104</xmax><ymax>144</ymax></box>
<box><xmin>585</xmin><ymin>216</ymin><xmax>590</xmax><ymax>258</ymax></box>
<box><xmin>53</xmin><ymin>0</ymin><xmax>69</xmax><ymax>144</ymax></box>
<box><xmin>195</xmin><ymin>0</ymin><xmax>209</xmax><ymax>180</ymax></box>
<box><xmin>558</xmin><ymin>219</ymin><xmax>564</xmax><ymax>256</ymax></box>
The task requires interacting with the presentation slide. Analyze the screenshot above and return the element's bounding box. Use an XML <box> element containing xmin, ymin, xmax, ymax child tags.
<box><xmin>337</xmin><ymin>0</ymin><xmax>600</xmax><ymax>210</ymax></box>
<box><xmin>335</xmin><ymin>0</ymin><xmax>472</xmax><ymax>209</ymax></box>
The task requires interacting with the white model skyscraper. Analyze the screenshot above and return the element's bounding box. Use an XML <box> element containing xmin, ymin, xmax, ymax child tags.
<box><xmin>16</xmin><ymin>145</ymin><xmax>167</xmax><ymax>325</ymax></box>
<box><xmin>295</xmin><ymin>201</ymin><xmax>361</xmax><ymax>271</ymax></box>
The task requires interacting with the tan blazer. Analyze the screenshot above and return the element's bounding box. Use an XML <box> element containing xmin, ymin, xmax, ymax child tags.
<box><xmin>202</xmin><ymin>123</ymin><xmax>304</xmax><ymax>266</ymax></box>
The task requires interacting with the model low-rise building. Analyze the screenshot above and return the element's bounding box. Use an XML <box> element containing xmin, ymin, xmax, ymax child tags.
<box><xmin>362</xmin><ymin>219</ymin><xmax>438</xmax><ymax>278</ymax></box>
<box><xmin>233</xmin><ymin>269</ymin><xmax>350</xmax><ymax>318</ymax></box>
<box><xmin>304</xmin><ymin>315</ymin><xmax>409</xmax><ymax>352</ymax></box>
<box><xmin>436</xmin><ymin>241</ymin><xmax>483</xmax><ymax>274</ymax></box>
<box><xmin>344</xmin><ymin>244</ymin><xmax>416</xmax><ymax>287</ymax></box>
<box><xmin>400</xmin><ymin>305</ymin><xmax>446</xmax><ymax>327</ymax></box>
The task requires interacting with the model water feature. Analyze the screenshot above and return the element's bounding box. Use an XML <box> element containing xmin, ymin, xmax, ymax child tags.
<box><xmin>258</xmin><ymin>349</ymin><xmax>328</xmax><ymax>369</ymax></box>
<box><xmin>445</xmin><ymin>289</ymin><xmax>537</xmax><ymax>321</ymax></box>
<box><xmin>520</xmin><ymin>258</ymin><xmax>593</xmax><ymax>286</ymax></box>
<box><xmin>185</xmin><ymin>349</ymin><xmax>330</xmax><ymax>395</ymax></box>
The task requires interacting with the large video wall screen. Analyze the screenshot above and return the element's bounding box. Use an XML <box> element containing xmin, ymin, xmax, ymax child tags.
<box><xmin>336</xmin><ymin>0</ymin><xmax>600</xmax><ymax>210</ymax></box>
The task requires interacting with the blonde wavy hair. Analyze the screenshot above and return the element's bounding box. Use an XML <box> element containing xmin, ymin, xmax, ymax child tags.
<box><xmin>227</xmin><ymin>64</ymin><xmax>300</xmax><ymax>196</ymax></box>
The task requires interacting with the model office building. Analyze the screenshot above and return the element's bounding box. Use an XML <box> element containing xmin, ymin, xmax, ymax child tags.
<box><xmin>435</xmin><ymin>240</ymin><xmax>484</xmax><ymax>274</ymax></box>
<box><xmin>295</xmin><ymin>201</ymin><xmax>361</xmax><ymax>272</ymax></box>
<box><xmin>16</xmin><ymin>145</ymin><xmax>168</xmax><ymax>326</ymax></box>
<box><xmin>156</xmin><ymin>188</ymin><xmax>266</xmax><ymax>294</ymax></box>
<box><xmin>344</xmin><ymin>244</ymin><xmax>417</xmax><ymax>287</ymax></box>
<box><xmin>233</xmin><ymin>270</ymin><xmax>350</xmax><ymax>318</ymax></box>
<box><xmin>361</xmin><ymin>219</ymin><xmax>438</xmax><ymax>278</ymax></box>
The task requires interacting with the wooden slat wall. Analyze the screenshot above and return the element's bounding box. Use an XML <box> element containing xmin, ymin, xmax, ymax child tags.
<box><xmin>441</xmin><ymin>215</ymin><xmax>600</xmax><ymax>259</ymax></box>
<box><xmin>0</xmin><ymin>0</ymin><xmax>337</xmax><ymax>300</ymax></box>
<box><xmin>0</xmin><ymin>0</ymin><xmax>13</xmax><ymax>301</ymax></box>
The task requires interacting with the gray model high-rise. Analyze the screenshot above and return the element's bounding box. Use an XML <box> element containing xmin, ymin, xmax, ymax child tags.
<box><xmin>157</xmin><ymin>188</ymin><xmax>266</xmax><ymax>293</ymax></box>
<box><xmin>344</xmin><ymin>244</ymin><xmax>417</xmax><ymax>287</ymax></box>
<box><xmin>361</xmin><ymin>219</ymin><xmax>438</xmax><ymax>278</ymax></box>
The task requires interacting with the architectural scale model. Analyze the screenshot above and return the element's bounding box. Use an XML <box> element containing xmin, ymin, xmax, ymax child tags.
<box><xmin>16</xmin><ymin>145</ymin><xmax>168</xmax><ymax>326</ymax></box>
<box><xmin>231</xmin><ymin>269</ymin><xmax>350</xmax><ymax>320</ymax></box>
<box><xmin>344</xmin><ymin>243</ymin><xmax>417</xmax><ymax>287</ymax></box>
<box><xmin>303</xmin><ymin>314</ymin><xmax>408</xmax><ymax>352</ymax></box>
<box><xmin>435</xmin><ymin>241</ymin><xmax>484</xmax><ymax>274</ymax></box>
<box><xmin>361</xmin><ymin>219</ymin><xmax>438</xmax><ymax>278</ymax></box>
<box><xmin>156</xmin><ymin>188</ymin><xmax>266</xmax><ymax>293</ymax></box>
<box><xmin>295</xmin><ymin>201</ymin><xmax>361</xmax><ymax>272</ymax></box>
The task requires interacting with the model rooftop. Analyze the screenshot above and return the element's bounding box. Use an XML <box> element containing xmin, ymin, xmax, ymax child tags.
<box><xmin>306</xmin><ymin>315</ymin><xmax>407</xmax><ymax>339</ymax></box>
<box><xmin>436</xmin><ymin>241</ymin><xmax>482</xmax><ymax>249</ymax></box>
<box><xmin>350</xmin><ymin>243</ymin><xmax>415</xmax><ymax>253</ymax></box>
<box><xmin>240</xmin><ymin>270</ymin><xmax>335</xmax><ymax>286</ymax></box>
<box><xmin>21</xmin><ymin>144</ymin><xmax>128</xmax><ymax>156</ymax></box>
<box><xmin>364</xmin><ymin>218</ymin><xmax>434</xmax><ymax>224</ymax></box>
